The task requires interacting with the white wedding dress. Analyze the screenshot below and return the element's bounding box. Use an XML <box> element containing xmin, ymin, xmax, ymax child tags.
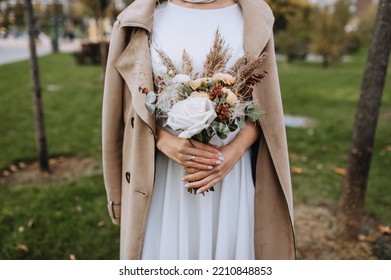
<box><xmin>141</xmin><ymin>1</ymin><xmax>255</xmax><ymax>260</ymax></box>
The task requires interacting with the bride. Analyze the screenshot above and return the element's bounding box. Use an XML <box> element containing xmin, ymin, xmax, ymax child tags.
<box><xmin>102</xmin><ymin>0</ymin><xmax>295</xmax><ymax>260</ymax></box>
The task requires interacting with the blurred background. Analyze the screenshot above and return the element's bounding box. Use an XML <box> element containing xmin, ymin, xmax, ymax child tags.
<box><xmin>0</xmin><ymin>0</ymin><xmax>390</xmax><ymax>260</ymax></box>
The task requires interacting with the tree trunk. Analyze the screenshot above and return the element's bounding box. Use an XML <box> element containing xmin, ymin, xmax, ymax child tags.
<box><xmin>336</xmin><ymin>0</ymin><xmax>391</xmax><ymax>240</ymax></box>
<box><xmin>24</xmin><ymin>0</ymin><xmax>50</xmax><ymax>172</ymax></box>
<box><xmin>52</xmin><ymin>0</ymin><xmax>59</xmax><ymax>53</ymax></box>
<box><xmin>321</xmin><ymin>54</ymin><xmax>329</xmax><ymax>68</ymax></box>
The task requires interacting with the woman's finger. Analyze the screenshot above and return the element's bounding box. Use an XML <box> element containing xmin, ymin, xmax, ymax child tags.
<box><xmin>195</xmin><ymin>177</ymin><xmax>222</xmax><ymax>194</ymax></box>
<box><xmin>176</xmin><ymin>139</ymin><xmax>221</xmax><ymax>165</ymax></box>
<box><xmin>183</xmin><ymin>169</ymin><xmax>212</xmax><ymax>183</ymax></box>
<box><xmin>182</xmin><ymin>153</ymin><xmax>224</xmax><ymax>169</ymax></box>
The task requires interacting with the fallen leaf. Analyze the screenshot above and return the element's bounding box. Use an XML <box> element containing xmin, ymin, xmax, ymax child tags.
<box><xmin>378</xmin><ymin>225</ymin><xmax>391</xmax><ymax>235</ymax></box>
<box><xmin>10</xmin><ymin>165</ymin><xmax>18</xmax><ymax>172</ymax></box>
<box><xmin>332</xmin><ymin>167</ymin><xmax>346</xmax><ymax>176</ymax></box>
<box><xmin>316</xmin><ymin>163</ymin><xmax>323</xmax><ymax>170</ymax></box>
<box><xmin>69</xmin><ymin>254</ymin><xmax>77</xmax><ymax>260</ymax></box>
<box><xmin>291</xmin><ymin>166</ymin><xmax>303</xmax><ymax>174</ymax></box>
<box><xmin>49</xmin><ymin>158</ymin><xmax>58</xmax><ymax>165</ymax></box>
<box><xmin>320</xmin><ymin>145</ymin><xmax>328</xmax><ymax>152</ymax></box>
<box><xmin>97</xmin><ymin>221</ymin><xmax>105</xmax><ymax>228</ymax></box>
<box><xmin>27</xmin><ymin>219</ymin><xmax>35</xmax><ymax>228</ymax></box>
<box><xmin>16</xmin><ymin>244</ymin><xmax>29</xmax><ymax>252</ymax></box>
<box><xmin>307</xmin><ymin>129</ymin><xmax>314</xmax><ymax>136</ymax></box>
<box><xmin>358</xmin><ymin>234</ymin><xmax>377</xmax><ymax>242</ymax></box>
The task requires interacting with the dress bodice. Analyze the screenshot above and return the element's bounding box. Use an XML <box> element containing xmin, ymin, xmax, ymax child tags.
<box><xmin>151</xmin><ymin>1</ymin><xmax>244</xmax><ymax>76</ymax></box>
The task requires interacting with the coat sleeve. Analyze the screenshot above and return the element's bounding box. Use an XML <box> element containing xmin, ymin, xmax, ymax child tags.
<box><xmin>102</xmin><ymin>20</ymin><xmax>126</xmax><ymax>224</ymax></box>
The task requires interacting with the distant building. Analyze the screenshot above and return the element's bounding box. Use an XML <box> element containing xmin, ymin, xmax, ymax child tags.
<box><xmin>0</xmin><ymin>0</ymin><xmax>70</xmax><ymax>13</ymax></box>
<box><xmin>0</xmin><ymin>0</ymin><xmax>126</xmax><ymax>13</ymax></box>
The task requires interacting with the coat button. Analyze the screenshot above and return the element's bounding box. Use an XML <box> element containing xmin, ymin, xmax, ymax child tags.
<box><xmin>125</xmin><ymin>172</ymin><xmax>130</xmax><ymax>183</ymax></box>
<box><xmin>130</xmin><ymin>117</ymin><xmax>135</xmax><ymax>128</ymax></box>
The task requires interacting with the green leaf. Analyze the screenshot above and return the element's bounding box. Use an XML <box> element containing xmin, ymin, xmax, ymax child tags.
<box><xmin>213</xmin><ymin>123</ymin><xmax>229</xmax><ymax>139</ymax></box>
<box><xmin>228</xmin><ymin>122</ymin><xmax>238</xmax><ymax>132</ymax></box>
<box><xmin>145</xmin><ymin>103</ymin><xmax>155</xmax><ymax>114</ymax></box>
<box><xmin>247</xmin><ymin>105</ymin><xmax>264</xmax><ymax>122</ymax></box>
<box><xmin>145</xmin><ymin>91</ymin><xmax>157</xmax><ymax>113</ymax></box>
<box><xmin>182</xmin><ymin>84</ymin><xmax>193</xmax><ymax>96</ymax></box>
<box><xmin>237</xmin><ymin>117</ymin><xmax>246</xmax><ymax>129</ymax></box>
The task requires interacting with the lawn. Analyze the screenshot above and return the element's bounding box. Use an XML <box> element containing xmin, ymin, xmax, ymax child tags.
<box><xmin>279</xmin><ymin>50</ymin><xmax>391</xmax><ymax>223</ymax></box>
<box><xmin>0</xmin><ymin>50</ymin><xmax>390</xmax><ymax>259</ymax></box>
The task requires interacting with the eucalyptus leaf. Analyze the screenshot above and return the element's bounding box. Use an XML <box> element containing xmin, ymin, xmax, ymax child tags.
<box><xmin>182</xmin><ymin>84</ymin><xmax>193</xmax><ymax>96</ymax></box>
<box><xmin>228</xmin><ymin>122</ymin><xmax>238</xmax><ymax>132</ymax></box>
<box><xmin>216</xmin><ymin>131</ymin><xmax>228</xmax><ymax>139</ymax></box>
<box><xmin>247</xmin><ymin>105</ymin><xmax>264</xmax><ymax>122</ymax></box>
<box><xmin>237</xmin><ymin>117</ymin><xmax>246</xmax><ymax>129</ymax></box>
<box><xmin>145</xmin><ymin>103</ymin><xmax>156</xmax><ymax>114</ymax></box>
<box><xmin>146</xmin><ymin>91</ymin><xmax>157</xmax><ymax>103</ymax></box>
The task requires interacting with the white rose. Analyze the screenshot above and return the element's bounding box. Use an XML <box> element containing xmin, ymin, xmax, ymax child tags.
<box><xmin>167</xmin><ymin>97</ymin><xmax>217</xmax><ymax>139</ymax></box>
<box><xmin>172</xmin><ymin>74</ymin><xmax>191</xmax><ymax>84</ymax></box>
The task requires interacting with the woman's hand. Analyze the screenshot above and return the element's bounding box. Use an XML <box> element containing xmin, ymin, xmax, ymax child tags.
<box><xmin>182</xmin><ymin>120</ymin><xmax>260</xmax><ymax>194</ymax></box>
<box><xmin>156</xmin><ymin>126</ymin><xmax>223</xmax><ymax>171</ymax></box>
<box><xmin>182</xmin><ymin>143</ymin><xmax>241</xmax><ymax>194</ymax></box>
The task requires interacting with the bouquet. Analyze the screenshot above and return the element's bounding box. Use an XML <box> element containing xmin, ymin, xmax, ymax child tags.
<box><xmin>142</xmin><ymin>30</ymin><xmax>268</xmax><ymax>193</ymax></box>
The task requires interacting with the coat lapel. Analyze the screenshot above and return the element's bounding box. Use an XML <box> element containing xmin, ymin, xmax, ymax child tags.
<box><xmin>114</xmin><ymin>0</ymin><xmax>157</xmax><ymax>130</ymax></box>
<box><xmin>117</xmin><ymin>0</ymin><xmax>156</xmax><ymax>31</ymax></box>
<box><xmin>239</xmin><ymin>0</ymin><xmax>274</xmax><ymax>58</ymax></box>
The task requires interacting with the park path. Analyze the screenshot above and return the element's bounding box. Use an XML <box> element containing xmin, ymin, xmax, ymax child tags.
<box><xmin>0</xmin><ymin>34</ymin><xmax>80</xmax><ymax>65</ymax></box>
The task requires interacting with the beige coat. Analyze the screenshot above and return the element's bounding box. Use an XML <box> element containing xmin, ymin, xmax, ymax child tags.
<box><xmin>102</xmin><ymin>0</ymin><xmax>295</xmax><ymax>260</ymax></box>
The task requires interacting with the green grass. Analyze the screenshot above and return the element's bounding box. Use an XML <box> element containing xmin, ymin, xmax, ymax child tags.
<box><xmin>0</xmin><ymin>50</ymin><xmax>390</xmax><ymax>259</ymax></box>
<box><xmin>0</xmin><ymin>175</ymin><xmax>119</xmax><ymax>259</ymax></box>
<box><xmin>0</xmin><ymin>54</ymin><xmax>118</xmax><ymax>259</ymax></box>
<box><xmin>279</xmin><ymin>49</ymin><xmax>391</xmax><ymax>222</ymax></box>
<box><xmin>0</xmin><ymin>54</ymin><xmax>103</xmax><ymax>169</ymax></box>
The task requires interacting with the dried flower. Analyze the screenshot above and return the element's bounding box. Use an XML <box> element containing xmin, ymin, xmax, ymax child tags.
<box><xmin>215</xmin><ymin>104</ymin><xmax>231</xmax><ymax>122</ymax></box>
<box><xmin>182</xmin><ymin>50</ymin><xmax>193</xmax><ymax>76</ymax></box>
<box><xmin>212</xmin><ymin>73</ymin><xmax>236</xmax><ymax>85</ymax></box>
<box><xmin>209</xmin><ymin>84</ymin><xmax>224</xmax><ymax>100</ymax></box>
<box><xmin>189</xmin><ymin>78</ymin><xmax>209</xmax><ymax>90</ymax></box>
<box><xmin>191</xmin><ymin>91</ymin><xmax>209</xmax><ymax>99</ymax></box>
<box><xmin>203</xmin><ymin>29</ymin><xmax>232</xmax><ymax>77</ymax></box>
<box><xmin>223</xmin><ymin>88</ymin><xmax>239</xmax><ymax>105</ymax></box>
